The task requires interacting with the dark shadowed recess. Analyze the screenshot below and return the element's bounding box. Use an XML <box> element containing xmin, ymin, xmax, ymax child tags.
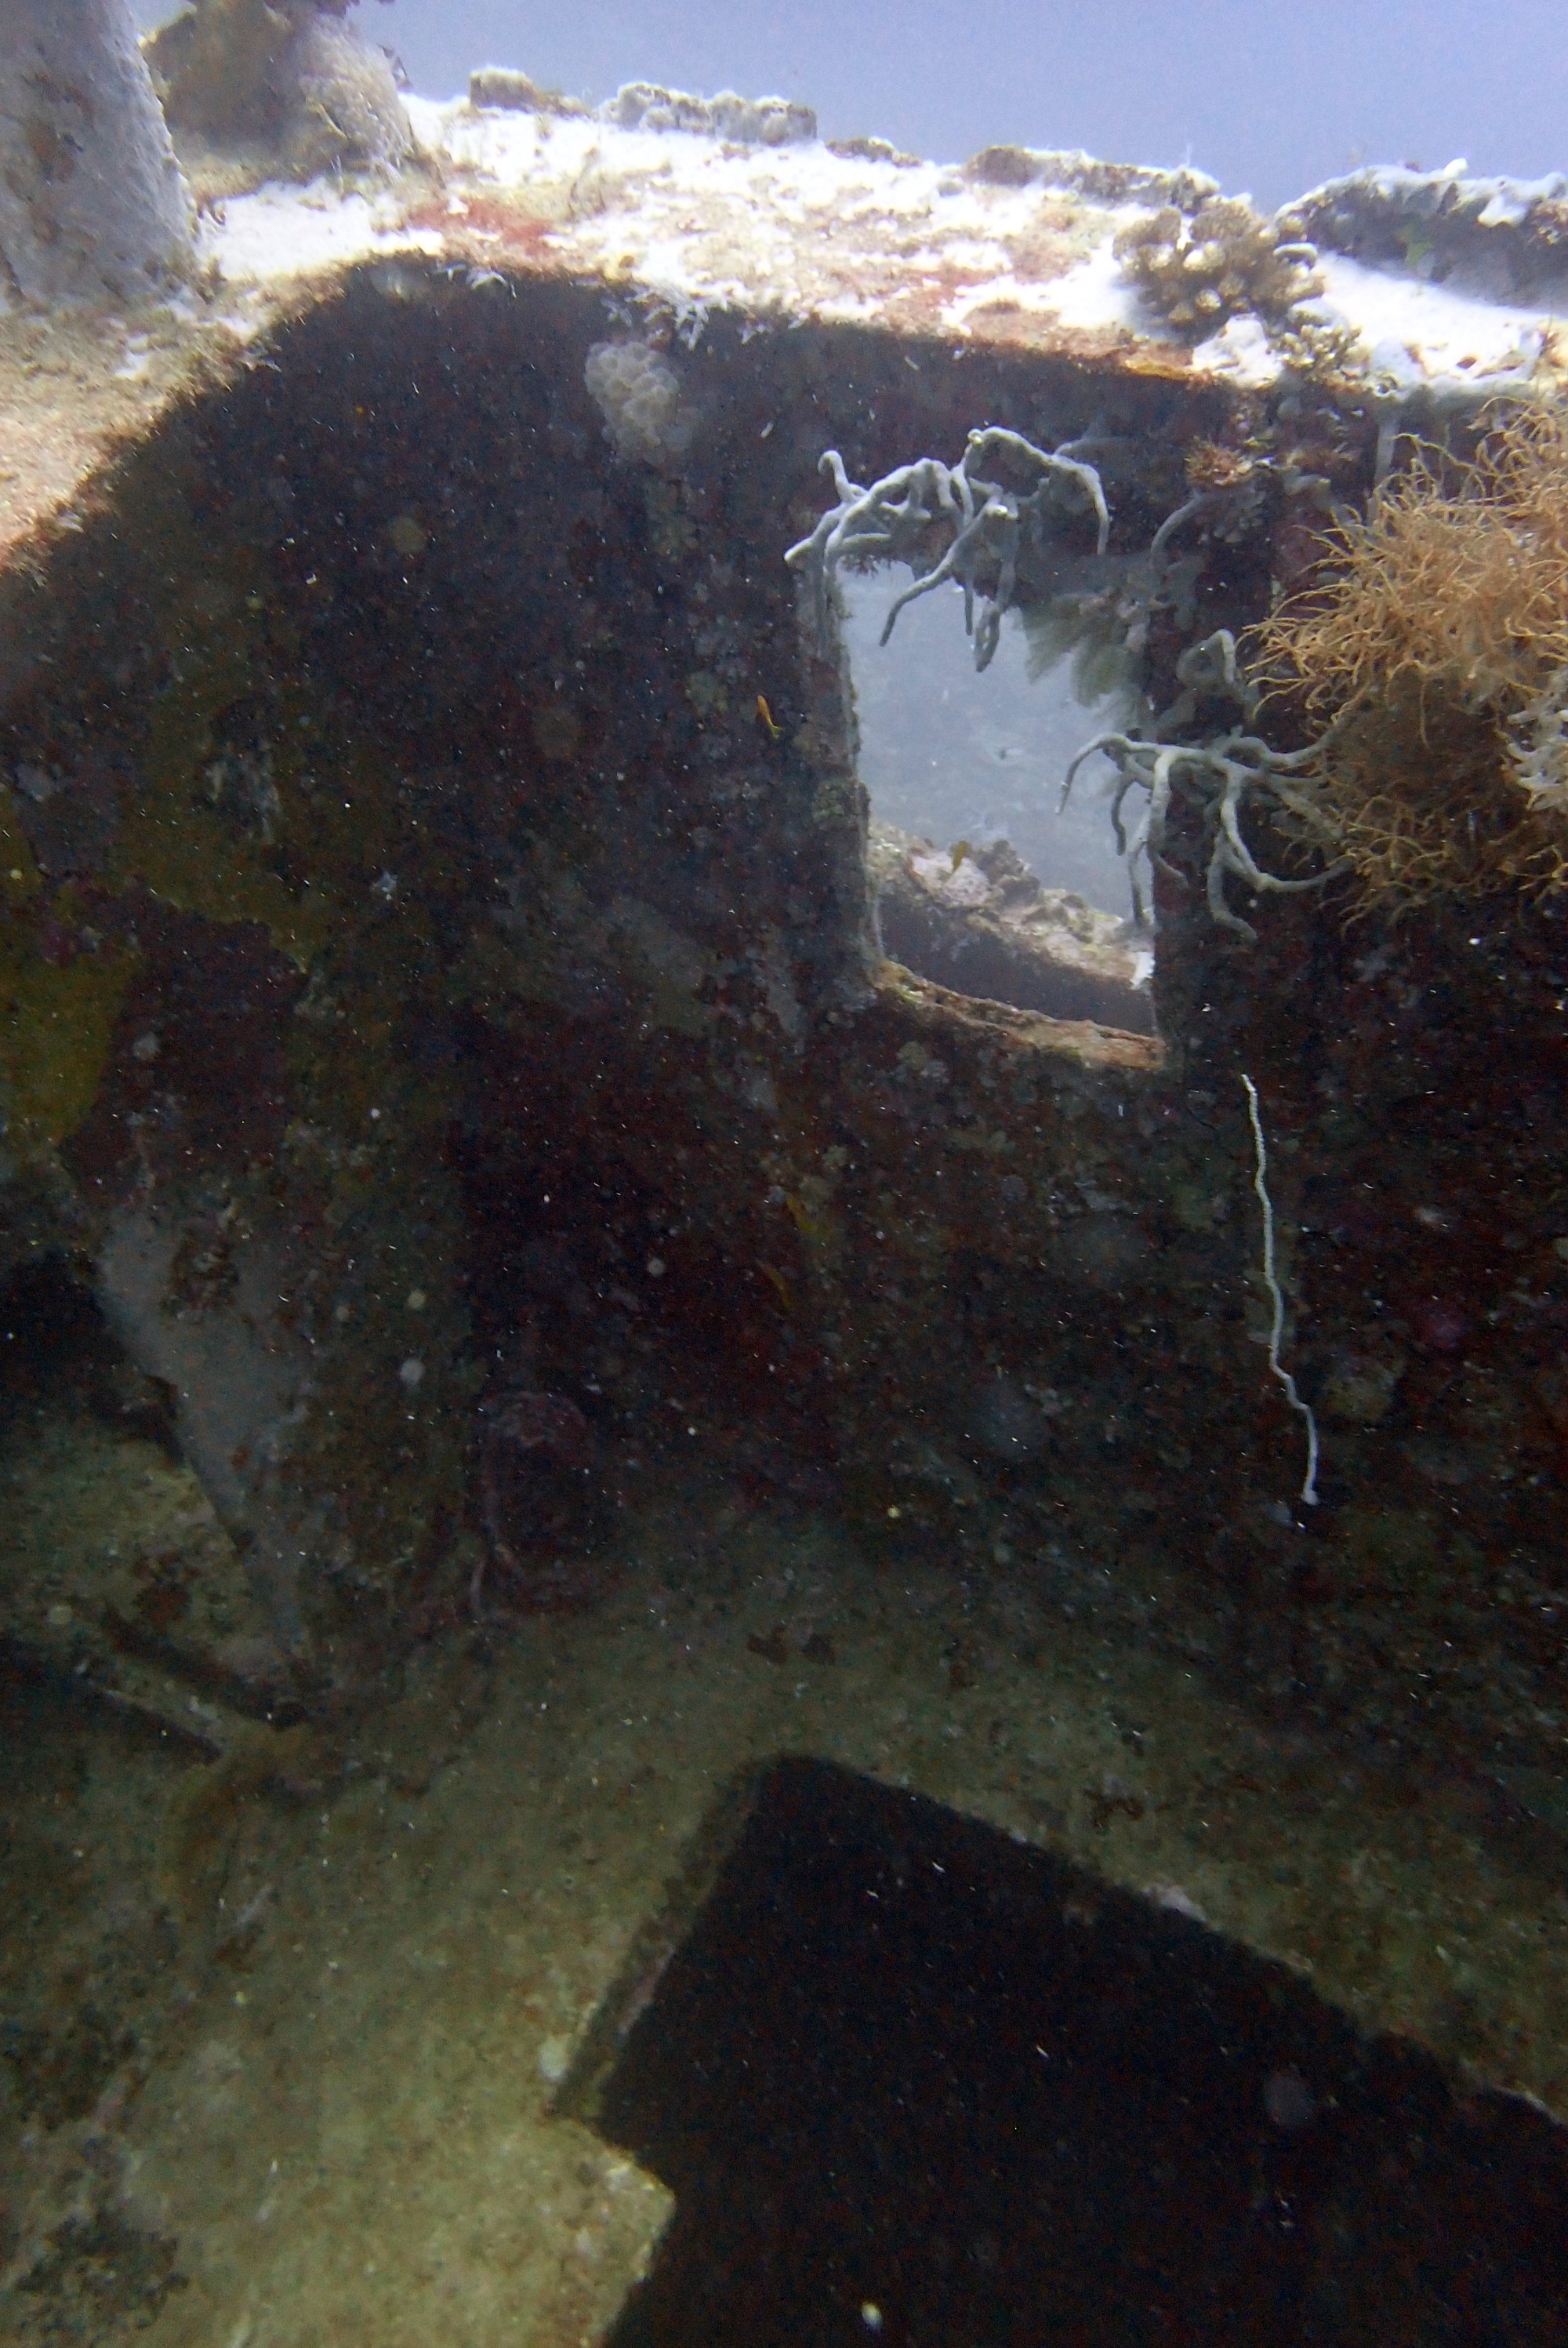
<box><xmin>571</xmin><ymin>1757</ymin><xmax>1566</xmax><ymax>2348</ymax></box>
<box><xmin>0</xmin><ymin>1254</ymin><xmax>175</xmax><ymax>1451</ymax></box>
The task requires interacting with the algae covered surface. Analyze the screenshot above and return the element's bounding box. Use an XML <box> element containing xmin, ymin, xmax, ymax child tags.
<box><xmin>1</xmin><ymin>1321</ymin><xmax>1566</xmax><ymax>2343</ymax></box>
<box><xmin>2</xmin><ymin>85</ymin><xmax>1567</xmax><ymax>2340</ymax></box>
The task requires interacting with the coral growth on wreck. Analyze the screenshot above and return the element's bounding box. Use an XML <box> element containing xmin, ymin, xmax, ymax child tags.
<box><xmin>146</xmin><ymin>0</ymin><xmax>412</xmax><ymax>186</ymax></box>
<box><xmin>584</xmin><ymin>340</ymin><xmax>694</xmax><ymax>468</ymax></box>
<box><xmin>1112</xmin><ymin>197</ymin><xmax>1320</xmax><ymax>336</ymax></box>
<box><xmin>786</xmin><ymin>429</ymin><xmax>1109</xmax><ymax>673</ymax></box>
<box><xmin>1250</xmin><ymin>405</ymin><xmax>1568</xmax><ymax>908</ymax></box>
<box><xmin>1062</xmin><ymin>630</ymin><xmax>1345</xmax><ymax>938</ymax></box>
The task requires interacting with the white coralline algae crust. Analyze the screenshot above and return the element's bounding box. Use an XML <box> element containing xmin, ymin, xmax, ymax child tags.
<box><xmin>1310</xmin><ymin>253</ymin><xmax>1552</xmax><ymax>397</ymax></box>
<box><xmin>198</xmin><ymin>186</ymin><xmax>445</xmax><ymax>286</ymax></box>
<box><xmin>191</xmin><ymin>85</ymin><xmax>1568</xmax><ymax>408</ymax></box>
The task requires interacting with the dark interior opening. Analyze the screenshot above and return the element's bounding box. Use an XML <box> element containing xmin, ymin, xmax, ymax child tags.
<box><xmin>0</xmin><ymin>1255</ymin><xmax>173</xmax><ymax>1453</ymax></box>
<box><xmin>853</xmin><ymin>569</ymin><xmax>1160</xmax><ymax>1037</ymax></box>
<box><xmin>578</xmin><ymin>1757</ymin><xmax>1566</xmax><ymax>2347</ymax></box>
<box><xmin>0</xmin><ymin>1256</ymin><xmax>102</xmax><ymax>1394</ymax></box>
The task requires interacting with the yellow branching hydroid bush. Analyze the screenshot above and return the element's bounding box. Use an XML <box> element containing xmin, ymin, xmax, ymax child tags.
<box><xmin>1249</xmin><ymin>405</ymin><xmax>1568</xmax><ymax>910</ymax></box>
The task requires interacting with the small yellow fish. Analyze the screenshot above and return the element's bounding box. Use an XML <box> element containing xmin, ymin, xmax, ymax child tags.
<box><xmin>759</xmin><ymin>1262</ymin><xmax>795</xmax><ymax>1312</ymax></box>
<box><xmin>783</xmin><ymin>1192</ymin><xmax>838</xmax><ymax>1255</ymax></box>
<box><xmin>949</xmin><ymin>840</ymin><xmax>972</xmax><ymax>874</ymax></box>
<box><xmin>756</xmin><ymin>694</ymin><xmax>782</xmax><ymax>741</ymax></box>
<box><xmin>783</xmin><ymin>1193</ymin><xmax>817</xmax><ymax>1242</ymax></box>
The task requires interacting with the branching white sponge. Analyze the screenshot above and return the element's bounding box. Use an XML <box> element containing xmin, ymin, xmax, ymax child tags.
<box><xmin>1241</xmin><ymin>1073</ymin><xmax>1320</xmax><ymax>1510</ymax></box>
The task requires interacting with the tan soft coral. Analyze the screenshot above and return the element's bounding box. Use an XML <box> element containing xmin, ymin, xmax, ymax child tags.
<box><xmin>1248</xmin><ymin>405</ymin><xmax>1568</xmax><ymax>909</ymax></box>
<box><xmin>1113</xmin><ymin>198</ymin><xmax>1320</xmax><ymax>336</ymax></box>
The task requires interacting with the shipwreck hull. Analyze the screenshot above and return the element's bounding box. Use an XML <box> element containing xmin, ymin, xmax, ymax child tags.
<box><xmin>0</xmin><ymin>250</ymin><xmax>1563</xmax><ymax>1780</ymax></box>
<box><xmin>2</xmin><ymin>51</ymin><xmax>1568</xmax><ymax>2340</ymax></box>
